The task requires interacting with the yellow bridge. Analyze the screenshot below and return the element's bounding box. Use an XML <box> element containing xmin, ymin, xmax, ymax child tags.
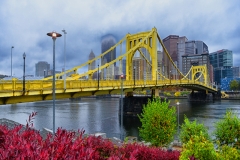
<box><xmin>0</xmin><ymin>28</ymin><xmax>217</xmax><ymax>105</ymax></box>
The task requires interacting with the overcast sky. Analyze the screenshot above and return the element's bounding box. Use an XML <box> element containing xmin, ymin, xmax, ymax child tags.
<box><xmin>0</xmin><ymin>0</ymin><xmax>239</xmax><ymax>77</ymax></box>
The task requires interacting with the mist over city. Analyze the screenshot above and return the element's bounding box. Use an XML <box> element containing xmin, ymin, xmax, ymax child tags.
<box><xmin>0</xmin><ymin>0</ymin><xmax>239</xmax><ymax>78</ymax></box>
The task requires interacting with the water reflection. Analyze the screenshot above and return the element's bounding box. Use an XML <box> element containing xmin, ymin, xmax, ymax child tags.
<box><xmin>0</xmin><ymin>98</ymin><xmax>240</xmax><ymax>139</ymax></box>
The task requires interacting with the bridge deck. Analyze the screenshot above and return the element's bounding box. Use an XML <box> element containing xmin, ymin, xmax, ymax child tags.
<box><xmin>0</xmin><ymin>79</ymin><xmax>217</xmax><ymax>104</ymax></box>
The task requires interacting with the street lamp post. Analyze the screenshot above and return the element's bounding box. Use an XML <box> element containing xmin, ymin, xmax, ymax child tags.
<box><xmin>120</xmin><ymin>73</ymin><xmax>124</xmax><ymax>140</ymax></box>
<box><xmin>47</xmin><ymin>31</ymin><xmax>62</xmax><ymax>134</ymax></box>
<box><xmin>11</xmin><ymin>46</ymin><xmax>14</xmax><ymax>77</ymax></box>
<box><xmin>170</xmin><ymin>70</ymin><xmax>172</xmax><ymax>84</ymax></box>
<box><xmin>44</xmin><ymin>70</ymin><xmax>46</xmax><ymax>78</ymax></box>
<box><xmin>176</xmin><ymin>102</ymin><xmax>180</xmax><ymax>140</ymax></box>
<box><xmin>62</xmin><ymin>29</ymin><xmax>67</xmax><ymax>90</ymax></box>
<box><xmin>23</xmin><ymin>52</ymin><xmax>26</xmax><ymax>93</ymax></box>
<box><xmin>134</xmin><ymin>66</ymin><xmax>136</xmax><ymax>86</ymax></box>
<box><xmin>98</xmin><ymin>64</ymin><xmax>100</xmax><ymax>88</ymax></box>
<box><xmin>156</xmin><ymin>69</ymin><xmax>157</xmax><ymax>85</ymax></box>
<box><xmin>220</xmin><ymin>67</ymin><xmax>223</xmax><ymax>88</ymax></box>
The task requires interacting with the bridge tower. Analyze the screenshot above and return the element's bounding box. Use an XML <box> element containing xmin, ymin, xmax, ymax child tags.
<box><xmin>125</xmin><ymin>28</ymin><xmax>158</xmax><ymax>81</ymax></box>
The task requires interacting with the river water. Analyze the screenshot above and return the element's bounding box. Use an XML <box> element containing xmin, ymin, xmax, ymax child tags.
<box><xmin>0</xmin><ymin>97</ymin><xmax>240</xmax><ymax>139</ymax></box>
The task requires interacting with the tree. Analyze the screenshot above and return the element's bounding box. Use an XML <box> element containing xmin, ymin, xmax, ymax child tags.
<box><xmin>230</xmin><ymin>79</ymin><xmax>239</xmax><ymax>91</ymax></box>
<box><xmin>180</xmin><ymin>132</ymin><xmax>217</xmax><ymax>160</ymax></box>
<box><xmin>180</xmin><ymin>116</ymin><xmax>210</xmax><ymax>144</ymax></box>
<box><xmin>138</xmin><ymin>98</ymin><xmax>176</xmax><ymax>147</ymax></box>
<box><xmin>213</xmin><ymin>110</ymin><xmax>240</xmax><ymax>148</ymax></box>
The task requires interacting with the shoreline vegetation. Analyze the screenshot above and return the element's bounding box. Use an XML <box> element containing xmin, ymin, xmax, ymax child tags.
<box><xmin>1</xmin><ymin>96</ymin><xmax>240</xmax><ymax>158</ymax></box>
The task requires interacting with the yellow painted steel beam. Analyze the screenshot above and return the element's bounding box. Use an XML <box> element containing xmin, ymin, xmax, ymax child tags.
<box><xmin>0</xmin><ymin>81</ymin><xmax>217</xmax><ymax>104</ymax></box>
<box><xmin>0</xmin><ymin>28</ymin><xmax>218</xmax><ymax>105</ymax></box>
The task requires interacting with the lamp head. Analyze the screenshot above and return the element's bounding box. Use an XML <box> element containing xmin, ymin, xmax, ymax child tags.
<box><xmin>121</xmin><ymin>74</ymin><xmax>124</xmax><ymax>79</ymax></box>
<box><xmin>23</xmin><ymin>52</ymin><xmax>26</xmax><ymax>58</ymax></box>
<box><xmin>12</xmin><ymin>46</ymin><xmax>14</xmax><ymax>49</ymax></box>
<box><xmin>62</xmin><ymin>29</ymin><xmax>67</xmax><ymax>34</ymax></box>
<box><xmin>47</xmin><ymin>31</ymin><xmax>62</xmax><ymax>39</ymax></box>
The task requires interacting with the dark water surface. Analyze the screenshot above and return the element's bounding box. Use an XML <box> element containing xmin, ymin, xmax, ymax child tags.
<box><xmin>0</xmin><ymin>98</ymin><xmax>240</xmax><ymax>139</ymax></box>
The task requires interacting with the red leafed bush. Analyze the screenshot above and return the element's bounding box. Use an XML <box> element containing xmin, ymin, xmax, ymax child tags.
<box><xmin>119</xmin><ymin>143</ymin><xmax>180</xmax><ymax>160</ymax></box>
<box><xmin>0</xmin><ymin>112</ymin><xmax>180</xmax><ymax>159</ymax></box>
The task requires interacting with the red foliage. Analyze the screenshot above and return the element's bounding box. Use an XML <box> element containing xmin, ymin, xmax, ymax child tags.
<box><xmin>0</xmin><ymin>112</ymin><xmax>180</xmax><ymax>159</ymax></box>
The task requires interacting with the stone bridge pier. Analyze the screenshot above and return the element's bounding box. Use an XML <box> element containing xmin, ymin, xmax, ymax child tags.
<box><xmin>188</xmin><ymin>90</ymin><xmax>220</xmax><ymax>102</ymax></box>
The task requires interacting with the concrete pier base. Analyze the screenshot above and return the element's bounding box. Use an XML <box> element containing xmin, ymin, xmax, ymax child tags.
<box><xmin>188</xmin><ymin>91</ymin><xmax>214</xmax><ymax>102</ymax></box>
<box><xmin>119</xmin><ymin>96</ymin><xmax>167</xmax><ymax>117</ymax></box>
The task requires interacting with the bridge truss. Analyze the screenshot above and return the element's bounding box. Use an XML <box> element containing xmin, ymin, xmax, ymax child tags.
<box><xmin>0</xmin><ymin>28</ymin><xmax>217</xmax><ymax>104</ymax></box>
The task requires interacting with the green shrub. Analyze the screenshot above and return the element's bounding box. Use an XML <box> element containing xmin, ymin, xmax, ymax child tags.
<box><xmin>181</xmin><ymin>91</ymin><xmax>190</xmax><ymax>96</ymax></box>
<box><xmin>213</xmin><ymin>110</ymin><xmax>240</xmax><ymax>148</ymax></box>
<box><xmin>218</xmin><ymin>145</ymin><xmax>240</xmax><ymax>159</ymax></box>
<box><xmin>180</xmin><ymin>132</ymin><xmax>217</xmax><ymax>160</ymax></box>
<box><xmin>180</xmin><ymin>116</ymin><xmax>210</xmax><ymax>144</ymax></box>
<box><xmin>138</xmin><ymin>98</ymin><xmax>176</xmax><ymax>147</ymax></box>
<box><xmin>163</xmin><ymin>92</ymin><xmax>171</xmax><ymax>96</ymax></box>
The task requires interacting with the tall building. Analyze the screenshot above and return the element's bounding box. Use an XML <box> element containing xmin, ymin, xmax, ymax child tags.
<box><xmin>182</xmin><ymin>53</ymin><xmax>211</xmax><ymax>82</ymax></box>
<box><xmin>163</xmin><ymin>35</ymin><xmax>179</xmax><ymax>74</ymax></box>
<box><xmin>133</xmin><ymin>57</ymin><xmax>144</xmax><ymax>80</ymax></box>
<box><xmin>35</xmin><ymin>61</ymin><xmax>50</xmax><ymax>77</ymax></box>
<box><xmin>185</xmin><ymin>41</ymin><xmax>197</xmax><ymax>55</ymax></box>
<box><xmin>195</xmin><ymin>41</ymin><xmax>209</xmax><ymax>54</ymax></box>
<box><xmin>184</xmin><ymin>40</ymin><xmax>209</xmax><ymax>55</ymax></box>
<box><xmin>209</xmin><ymin>49</ymin><xmax>233</xmax><ymax>85</ymax></box>
<box><xmin>163</xmin><ymin>35</ymin><xmax>189</xmax><ymax>73</ymax></box>
<box><xmin>101</xmin><ymin>34</ymin><xmax>116</xmax><ymax>66</ymax></box>
<box><xmin>177</xmin><ymin>36</ymin><xmax>188</xmax><ymax>72</ymax></box>
<box><xmin>140</xmin><ymin>48</ymin><xmax>151</xmax><ymax>80</ymax></box>
<box><xmin>88</xmin><ymin>50</ymin><xmax>97</xmax><ymax>79</ymax></box>
<box><xmin>163</xmin><ymin>35</ymin><xmax>179</xmax><ymax>62</ymax></box>
<box><xmin>232</xmin><ymin>66</ymin><xmax>240</xmax><ymax>78</ymax></box>
<box><xmin>88</xmin><ymin>50</ymin><xmax>96</xmax><ymax>70</ymax></box>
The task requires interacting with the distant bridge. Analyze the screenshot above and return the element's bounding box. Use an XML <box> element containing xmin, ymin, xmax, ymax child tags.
<box><xmin>0</xmin><ymin>28</ymin><xmax>217</xmax><ymax>104</ymax></box>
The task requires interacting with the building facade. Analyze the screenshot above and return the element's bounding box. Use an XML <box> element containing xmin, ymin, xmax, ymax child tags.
<box><xmin>182</xmin><ymin>53</ymin><xmax>212</xmax><ymax>82</ymax></box>
<box><xmin>163</xmin><ymin>35</ymin><xmax>179</xmax><ymax>74</ymax></box>
<box><xmin>185</xmin><ymin>40</ymin><xmax>197</xmax><ymax>55</ymax></box>
<box><xmin>232</xmin><ymin>66</ymin><xmax>240</xmax><ymax>78</ymax></box>
<box><xmin>101</xmin><ymin>34</ymin><xmax>117</xmax><ymax>66</ymax></box>
<box><xmin>209</xmin><ymin>49</ymin><xmax>233</xmax><ymax>85</ymax></box>
<box><xmin>133</xmin><ymin>57</ymin><xmax>144</xmax><ymax>80</ymax></box>
<box><xmin>177</xmin><ymin>36</ymin><xmax>188</xmax><ymax>72</ymax></box>
<box><xmin>88</xmin><ymin>50</ymin><xmax>96</xmax><ymax>70</ymax></box>
<box><xmin>195</xmin><ymin>41</ymin><xmax>209</xmax><ymax>54</ymax></box>
<box><xmin>35</xmin><ymin>61</ymin><xmax>50</xmax><ymax>77</ymax></box>
<box><xmin>88</xmin><ymin>50</ymin><xmax>97</xmax><ymax>79</ymax></box>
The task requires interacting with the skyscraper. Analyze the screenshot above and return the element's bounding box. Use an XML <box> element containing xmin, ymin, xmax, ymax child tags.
<box><xmin>163</xmin><ymin>35</ymin><xmax>188</xmax><ymax>73</ymax></box>
<box><xmin>182</xmin><ymin>53</ymin><xmax>211</xmax><ymax>79</ymax></box>
<box><xmin>209</xmin><ymin>49</ymin><xmax>233</xmax><ymax>85</ymax></box>
<box><xmin>88</xmin><ymin>50</ymin><xmax>96</xmax><ymax>70</ymax></box>
<box><xmin>163</xmin><ymin>35</ymin><xmax>179</xmax><ymax>74</ymax></box>
<box><xmin>88</xmin><ymin>50</ymin><xmax>97</xmax><ymax>79</ymax></box>
<box><xmin>140</xmin><ymin>48</ymin><xmax>151</xmax><ymax>80</ymax></box>
<box><xmin>195</xmin><ymin>41</ymin><xmax>209</xmax><ymax>54</ymax></box>
<box><xmin>177</xmin><ymin>36</ymin><xmax>188</xmax><ymax>72</ymax></box>
<box><xmin>35</xmin><ymin>61</ymin><xmax>50</xmax><ymax>77</ymax></box>
<box><xmin>101</xmin><ymin>34</ymin><xmax>117</xmax><ymax>66</ymax></box>
<box><xmin>133</xmin><ymin>57</ymin><xmax>144</xmax><ymax>80</ymax></box>
<box><xmin>232</xmin><ymin>67</ymin><xmax>240</xmax><ymax>78</ymax></box>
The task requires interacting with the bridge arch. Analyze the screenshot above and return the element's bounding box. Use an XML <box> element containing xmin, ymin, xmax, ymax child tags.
<box><xmin>191</xmin><ymin>65</ymin><xmax>208</xmax><ymax>85</ymax></box>
<box><xmin>125</xmin><ymin>28</ymin><xmax>158</xmax><ymax>80</ymax></box>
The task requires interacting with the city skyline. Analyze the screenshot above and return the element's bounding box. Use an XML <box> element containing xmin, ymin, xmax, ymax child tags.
<box><xmin>0</xmin><ymin>0</ymin><xmax>239</xmax><ymax>77</ymax></box>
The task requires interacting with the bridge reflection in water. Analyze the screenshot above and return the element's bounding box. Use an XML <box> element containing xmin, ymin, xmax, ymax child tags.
<box><xmin>0</xmin><ymin>98</ymin><xmax>239</xmax><ymax>139</ymax></box>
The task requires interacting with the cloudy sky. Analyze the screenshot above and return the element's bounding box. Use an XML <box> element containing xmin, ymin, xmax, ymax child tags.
<box><xmin>0</xmin><ymin>0</ymin><xmax>239</xmax><ymax>77</ymax></box>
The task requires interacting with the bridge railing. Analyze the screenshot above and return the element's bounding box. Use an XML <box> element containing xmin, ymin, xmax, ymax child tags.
<box><xmin>0</xmin><ymin>78</ymin><xmax>216</xmax><ymax>93</ymax></box>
